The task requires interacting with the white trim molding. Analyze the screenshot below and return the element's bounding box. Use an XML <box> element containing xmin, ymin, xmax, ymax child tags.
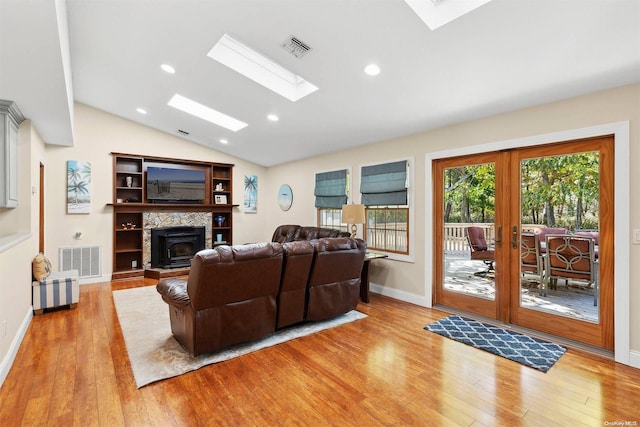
<box><xmin>0</xmin><ymin>307</ymin><xmax>33</xmax><ymax>388</ymax></box>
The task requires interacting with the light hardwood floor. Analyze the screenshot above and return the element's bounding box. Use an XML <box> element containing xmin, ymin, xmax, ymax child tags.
<box><xmin>1</xmin><ymin>279</ymin><xmax>639</xmax><ymax>426</ymax></box>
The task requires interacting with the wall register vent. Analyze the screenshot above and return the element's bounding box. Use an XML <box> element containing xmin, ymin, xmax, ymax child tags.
<box><xmin>59</xmin><ymin>246</ymin><xmax>102</xmax><ymax>278</ymax></box>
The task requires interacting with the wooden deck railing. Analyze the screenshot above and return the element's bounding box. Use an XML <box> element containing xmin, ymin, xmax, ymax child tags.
<box><xmin>443</xmin><ymin>223</ymin><xmax>494</xmax><ymax>255</ymax></box>
<box><xmin>365</xmin><ymin>223</ymin><xmax>547</xmax><ymax>255</ymax></box>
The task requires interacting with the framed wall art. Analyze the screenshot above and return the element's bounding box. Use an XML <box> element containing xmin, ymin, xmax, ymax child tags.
<box><xmin>67</xmin><ymin>160</ymin><xmax>92</xmax><ymax>214</ymax></box>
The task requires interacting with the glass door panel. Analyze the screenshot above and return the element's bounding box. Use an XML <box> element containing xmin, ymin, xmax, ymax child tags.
<box><xmin>434</xmin><ymin>153</ymin><xmax>505</xmax><ymax>320</ymax></box>
<box><xmin>518</xmin><ymin>152</ymin><xmax>600</xmax><ymax>323</ymax></box>
<box><xmin>509</xmin><ymin>137</ymin><xmax>613</xmax><ymax>350</ymax></box>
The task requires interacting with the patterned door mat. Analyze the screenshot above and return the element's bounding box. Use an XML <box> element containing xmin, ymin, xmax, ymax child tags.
<box><xmin>425</xmin><ymin>315</ymin><xmax>566</xmax><ymax>372</ymax></box>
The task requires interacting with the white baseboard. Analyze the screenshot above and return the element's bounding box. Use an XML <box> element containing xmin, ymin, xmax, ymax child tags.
<box><xmin>78</xmin><ymin>274</ymin><xmax>112</xmax><ymax>285</ymax></box>
<box><xmin>369</xmin><ymin>282</ymin><xmax>431</xmax><ymax>307</ymax></box>
<box><xmin>628</xmin><ymin>350</ymin><xmax>640</xmax><ymax>369</ymax></box>
<box><xmin>0</xmin><ymin>307</ymin><xmax>33</xmax><ymax>389</ymax></box>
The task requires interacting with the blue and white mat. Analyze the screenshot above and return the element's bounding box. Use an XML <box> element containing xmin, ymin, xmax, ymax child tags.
<box><xmin>425</xmin><ymin>315</ymin><xmax>566</xmax><ymax>372</ymax></box>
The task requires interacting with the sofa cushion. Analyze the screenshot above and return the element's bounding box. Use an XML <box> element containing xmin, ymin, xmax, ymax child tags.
<box><xmin>32</xmin><ymin>253</ymin><xmax>52</xmax><ymax>282</ymax></box>
<box><xmin>306</xmin><ymin>237</ymin><xmax>366</xmax><ymax>321</ymax></box>
<box><xmin>277</xmin><ymin>240</ymin><xmax>315</xmax><ymax>329</ymax></box>
<box><xmin>295</xmin><ymin>226</ymin><xmax>350</xmax><ymax>241</ymax></box>
<box><xmin>272</xmin><ymin>225</ymin><xmax>350</xmax><ymax>243</ymax></box>
<box><xmin>272</xmin><ymin>225</ymin><xmax>301</xmax><ymax>243</ymax></box>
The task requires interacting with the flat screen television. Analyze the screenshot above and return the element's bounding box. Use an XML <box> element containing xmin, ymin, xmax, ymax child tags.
<box><xmin>146</xmin><ymin>166</ymin><xmax>206</xmax><ymax>202</ymax></box>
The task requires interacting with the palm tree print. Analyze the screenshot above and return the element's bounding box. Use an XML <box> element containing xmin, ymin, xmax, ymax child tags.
<box><xmin>244</xmin><ymin>175</ymin><xmax>257</xmax><ymax>212</ymax></box>
<box><xmin>67</xmin><ymin>161</ymin><xmax>91</xmax><ymax>213</ymax></box>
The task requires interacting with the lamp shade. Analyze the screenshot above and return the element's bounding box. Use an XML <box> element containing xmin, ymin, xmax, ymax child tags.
<box><xmin>342</xmin><ymin>204</ymin><xmax>365</xmax><ymax>224</ymax></box>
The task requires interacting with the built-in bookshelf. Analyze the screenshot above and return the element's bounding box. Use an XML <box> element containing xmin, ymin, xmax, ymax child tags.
<box><xmin>110</xmin><ymin>152</ymin><xmax>235</xmax><ymax>279</ymax></box>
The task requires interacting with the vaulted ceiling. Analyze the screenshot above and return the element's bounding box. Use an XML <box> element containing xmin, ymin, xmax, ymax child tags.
<box><xmin>1</xmin><ymin>0</ymin><xmax>639</xmax><ymax>166</ymax></box>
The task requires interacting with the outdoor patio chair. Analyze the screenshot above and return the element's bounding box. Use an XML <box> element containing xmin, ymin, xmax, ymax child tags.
<box><xmin>520</xmin><ymin>232</ymin><xmax>544</xmax><ymax>293</ymax></box>
<box><xmin>466</xmin><ymin>226</ymin><xmax>495</xmax><ymax>277</ymax></box>
<box><xmin>544</xmin><ymin>234</ymin><xmax>598</xmax><ymax>306</ymax></box>
<box><xmin>534</xmin><ymin>227</ymin><xmax>568</xmax><ymax>253</ymax></box>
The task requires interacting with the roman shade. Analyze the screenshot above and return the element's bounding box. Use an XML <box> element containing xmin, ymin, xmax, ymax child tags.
<box><xmin>360</xmin><ymin>160</ymin><xmax>407</xmax><ymax>206</ymax></box>
<box><xmin>314</xmin><ymin>169</ymin><xmax>348</xmax><ymax>208</ymax></box>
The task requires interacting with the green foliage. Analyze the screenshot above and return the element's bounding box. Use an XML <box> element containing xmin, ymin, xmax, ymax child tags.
<box><xmin>443</xmin><ymin>152</ymin><xmax>599</xmax><ymax>230</ymax></box>
<box><xmin>444</xmin><ymin>163</ymin><xmax>495</xmax><ymax>223</ymax></box>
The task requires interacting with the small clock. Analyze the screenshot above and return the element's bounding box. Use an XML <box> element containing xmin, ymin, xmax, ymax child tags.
<box><xmin>278</xmin><ymin>184</ymin><xmax>293</xmax><ymax>211</ymax></box>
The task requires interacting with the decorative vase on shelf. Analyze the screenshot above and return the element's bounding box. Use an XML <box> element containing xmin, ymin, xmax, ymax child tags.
<box><xmin>126</xmin><ymin>176</ymin><xmax>133</xmax><ymax>187</ymax></box>
<box><xmin>215</xmin><ymin>215</ymin><xmax>225</xmax><ymax>227</ymax></box>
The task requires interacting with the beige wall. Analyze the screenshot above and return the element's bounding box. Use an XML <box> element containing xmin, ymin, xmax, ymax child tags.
<box><xmin>0</xmin><ymin>120</ymin><xmax>45</xmax><ymax>378</ymax></box>
<box><xmin>43</xmin><ymin>104</ymin><xmax>268</xmax><ymax>277</ymax></box>
<box><xmin>265</xmin><ymin>83</ymin><xmax>639</xmax><ymax>351</ymax></box>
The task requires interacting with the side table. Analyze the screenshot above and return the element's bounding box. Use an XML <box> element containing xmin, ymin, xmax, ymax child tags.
<box><xmin>360</xmin><ymin>252</ymin><xmax>388</xmax><ymax>303</ymax></box>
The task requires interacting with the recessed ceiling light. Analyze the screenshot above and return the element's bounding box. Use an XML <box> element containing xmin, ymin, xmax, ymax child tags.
<box><xmin>364</xmin><ymin>64</ymin><xmax>381</xmax><ymax>76</ymax></box>
<box><xmin>208</xmin><ymin>34</ymin><xmax>318</xmax><ymax>102</ymax></box>
<box><xmin>161</xmin><ymin>64</ymin><xmax>176</xmax><ymax>74</ymax></box>
<box><xmin>404</xmin><ymin>0</ymin><xmax>492</xmax><ymax>31</ymax></box>
<box><xmin>136</xmin><ymin>107</ymin><xmax>148</xmax><ymax>115</ymax></box>
<box><xmin>219</xmin><ymin>138</ymin><xmax>228</xmax><ymax>144</ymax></box>
<box><xmin>267</xmin><ymin>114</ymin><xmax>279</xmax><ymax>122</ymax></box>
<box><xmin>168</xmin><ymin>94</ymin><xmax>248</xmax><ymax>132</ymax></box>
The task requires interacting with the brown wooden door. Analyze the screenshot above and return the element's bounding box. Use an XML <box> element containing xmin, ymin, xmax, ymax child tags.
<box><xmin>433</xmin><ymin>151</ymin><xmax>510</xmax><ymax>321</ymax></box>
<box><xmin>434</xmin><ymin>136</ymin><xmax>614</xmax><ymax>350</ymax></box>
<box><xmin>508</xmin><ymin>136</ymin><xmax>614</xmax><ymax>349</ymax></box>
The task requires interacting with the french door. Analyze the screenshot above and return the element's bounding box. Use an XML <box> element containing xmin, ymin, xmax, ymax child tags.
<box><xmin>434</xmin><ymin>136</ymin><xmax>614</xmax><ymax>349</ymax></box>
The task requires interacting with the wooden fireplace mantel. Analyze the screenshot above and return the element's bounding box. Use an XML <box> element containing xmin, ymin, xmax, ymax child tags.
<box><xmin>110</xmin><ymin>153</ymin><xmax>236</xmax><ymax>280</ymax></box>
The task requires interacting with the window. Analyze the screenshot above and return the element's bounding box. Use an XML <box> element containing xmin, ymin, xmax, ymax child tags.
<box><xmin>317</xmin><ymin>208</ymin><xmax>347</xmax><ymax>231</ymax></box>
<box><xmin>365</xmin><ymin>207</ymin><xmax>409</xmax><ymax>254</ymax></box>
<box><xmin>361</xmin><ymin>160</ymin><xmax>410</xmax><ymax>255</ymax></box>
<box><xmin>315</xmin><ymin>169</ymin><xmax>349</xmax><ymax>231</ymax></box>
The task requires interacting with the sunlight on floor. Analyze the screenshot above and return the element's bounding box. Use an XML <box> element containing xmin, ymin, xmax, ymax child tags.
<box><xmin>444</xmin><ymin>257</ymin><xmax>598</xmax><ymax>322</ymax></box>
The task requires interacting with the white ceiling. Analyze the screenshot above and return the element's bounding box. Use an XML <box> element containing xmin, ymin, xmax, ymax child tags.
<box><xmin>1</xmin><ymin>0</ymin><xmax>639</xmax><ymax>167</ymax></box>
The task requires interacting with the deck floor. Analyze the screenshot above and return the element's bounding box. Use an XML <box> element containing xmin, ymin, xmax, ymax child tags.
<box><xmin>445</xmin><ymin>256</ymin><xmax>598</xmax><ymax>322</ymax></box>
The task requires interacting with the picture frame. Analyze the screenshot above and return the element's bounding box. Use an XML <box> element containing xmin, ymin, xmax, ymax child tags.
<box><xmin>67</xmin><ymin>160</ymin><xmax>92</xmax><ymax>214</ymax></box>
<box><xmin>214</xmin><ymin>194</ymin><xmax>227</xmax><ymax>204</ymax></box>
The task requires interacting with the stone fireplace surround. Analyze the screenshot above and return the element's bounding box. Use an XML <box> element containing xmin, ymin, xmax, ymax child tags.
<box><xmin>143</xmin><ymin>212</ymin><xmax>212</xmax><ymax>269</ymax></box>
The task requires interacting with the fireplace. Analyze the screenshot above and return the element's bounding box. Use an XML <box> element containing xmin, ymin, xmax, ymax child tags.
<box><xmin>150</xmin><ymin>226</ymin><xmax>206</xmax><ymax>269</ymax></box>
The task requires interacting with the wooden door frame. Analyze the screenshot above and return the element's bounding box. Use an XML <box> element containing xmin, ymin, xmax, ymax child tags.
<box><xmin>432</xmin><ymin>152</ymin><xmax>504</xmax><ymax>319</ymax></box>
<box><xmin>425</xmin><ymin>122</ymin><xmax>631</xmax><ymax>365</ymax></box>
<box><xmin>506</xmin><ymin>136</ymin><xmax>614</xmax><ymax>349</ymax></box>
<box><xmin>39</xmin><ymin>162</ymin><xmax>44</xmax><ymax>253</ymax></box>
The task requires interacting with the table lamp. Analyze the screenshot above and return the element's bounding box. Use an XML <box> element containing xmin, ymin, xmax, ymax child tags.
<box><xmin>342</xmin><ymin>204</ymin><xmax>366</xmax><ymax>238</ymax></box>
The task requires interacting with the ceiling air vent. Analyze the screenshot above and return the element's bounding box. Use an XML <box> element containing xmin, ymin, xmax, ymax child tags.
<box><xmin>281</xmin><ymin>36</ymin><xmax>312</xmax><ymax>59</ymax></box>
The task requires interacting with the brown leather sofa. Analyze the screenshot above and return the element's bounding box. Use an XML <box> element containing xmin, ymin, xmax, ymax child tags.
<box><xmin>157</xmin><ymin>237</ymin><xmax>366</xmax><ymax>356</ymax></box>
<box><xmin>156</xmin><ymin>242</ymin><xmax>283</xmax><ymax>356</ymax></box>
<box><xmin>272</xmin><ymin>224</ymin><xmax>351</xmax><ymax>243</ymax></box>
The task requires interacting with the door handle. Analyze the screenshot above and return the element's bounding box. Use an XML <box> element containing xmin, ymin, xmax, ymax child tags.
<box><xmin>512</xmin><ymin>225</ymin><xmax>518</xmax><ymax>249</ymax></box>
<box><xmin>495</xmin><ymin>225</ymin><xmax>502</xmax><ymax>247</ymax></box>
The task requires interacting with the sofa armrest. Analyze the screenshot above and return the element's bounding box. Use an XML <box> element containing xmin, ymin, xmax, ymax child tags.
<box><xmin>156</xmin><ymin>278</ymin><xmax>191</xmax><ymax>307</ymax></box>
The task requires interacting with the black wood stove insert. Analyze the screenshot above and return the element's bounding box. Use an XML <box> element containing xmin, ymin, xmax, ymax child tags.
<box><xmin>150</xmin><ymin>226</ymin><xmax>206</xmax><ymax>269</ymax></box>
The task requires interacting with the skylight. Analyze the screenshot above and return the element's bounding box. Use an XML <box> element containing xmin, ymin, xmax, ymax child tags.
<box><xmin>207</xmin><ymin>34</ymin><xmax>318</xmax><ymax>102</ymax></box>
<box><xmin>167</xmin><ymin>94</ymin><xmax>248</xmax><ymax>132</ymax></box>
<box><xmin>404</xmin><ymin>0</ymin><xmax>492</xmax><ymax>31</ymax></box>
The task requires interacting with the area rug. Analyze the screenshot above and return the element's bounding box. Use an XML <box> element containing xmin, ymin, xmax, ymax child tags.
<box><xmin>425</xmin><ymin>315</ymin><xmax>566</xmax><ymax>372</ymax></box>
<box><xmin>113</xmin><ymin>285</ymin><xmax>367</xmax><ymax>388</ymax></box>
